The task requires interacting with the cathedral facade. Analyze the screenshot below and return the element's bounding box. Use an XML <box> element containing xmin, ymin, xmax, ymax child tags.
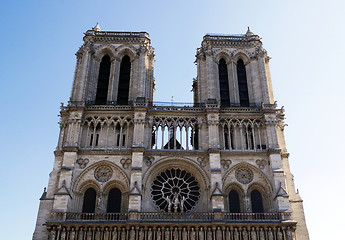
<box><xmin>33</xmin><ymin>24</ymin><xmax>309</xmax><ymax>240</ymax></box>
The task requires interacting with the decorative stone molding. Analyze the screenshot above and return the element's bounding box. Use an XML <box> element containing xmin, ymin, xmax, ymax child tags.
<box><xmin>256</xmin><ymin>159</ymin><xmax>267</xmax><ymax>169</ymax></box>
<box><xmin>94</xmin><ymin>166</ymin><xmax>113</xmax><ymax>182</ymax></box>
<box><xmin>120</xmin><ymin>158</ymin><xmax>132</xmax><ymax>169</ymax></box>
<box><xmin>144</xmin><ymin>156</ymin><xmax>154</xmax><ymax>166</ymax></box>
<box><xmin>76</xmin><ymin>158</ymin><xmax>89</xmax><ymax>169</ymax></box>
<box><xmin>197</xmin><ymin>157</ymin><xmax>208</xmax><ymax>167</ymax></box>
<box><xmin>211</xmin><ymin>182</ymin><xmax>223</xmax><ymax>196</ymax></box>
<box><xmin>221</xmin><ymin>159</ymin><xmax>232</xmax><ymax>169</ymax></box>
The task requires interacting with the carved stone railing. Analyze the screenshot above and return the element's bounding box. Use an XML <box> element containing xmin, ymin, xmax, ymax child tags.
<box><xmin>49</xmin><ymin>212</ymin><xmax>291</xmax><ymax>223</ymax></box>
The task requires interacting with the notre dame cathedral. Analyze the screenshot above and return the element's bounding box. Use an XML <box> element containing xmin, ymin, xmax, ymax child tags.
<box><xmin>33</xmin><ymin>24</ymin><xmax>309</xmax><ymax>240</ymax></box>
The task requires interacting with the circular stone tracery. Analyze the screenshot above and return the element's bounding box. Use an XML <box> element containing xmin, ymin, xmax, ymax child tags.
<box><xmin>151</xmin><ymin>168</ymin><xmax>200</xmax><ymax>212</ymax></box>
<box><xmin>235</xmin><ymin>168</ymin><xmax>253</xmax><ymax>184</ymax></box>
<box><xmin>94</xmin><ymin>165</ymin><xmax>113</xmax><ymax>182</ymax></box>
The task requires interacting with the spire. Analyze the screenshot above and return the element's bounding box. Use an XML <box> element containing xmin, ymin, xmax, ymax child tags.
<box><xmin>92</xmin><ymin>22</ymin><xmax>101</xmax><ymax>32</ymax></box>
<box><xmin>246</xmin><ymin>27</ymin><xmax>254</xmax><ymax>36</ymax></box>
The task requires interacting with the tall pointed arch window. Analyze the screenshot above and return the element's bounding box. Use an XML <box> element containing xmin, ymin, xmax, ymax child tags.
<box><xmin>107</xmin><ymin>188</ymin><xmax>122</xmax><ymax>213</ymax></box>
<box><xmin>82</xmin><ymin>188</ymin><xmax>96</xmax><ymax>213</ymax></box>
<box><xmin>117</xmin><ymin>55</ymin><xmax>131</xmax><ymax>105</ymax></box>
<box><xmin>95</xmin><ymin>55</ymin><xmax>111</xmax><ymax>105</ymax></box>
<box><xmin>251</xmin><ymin>190</ymin><xmax>264</xmax><ymax>213</ymax></box>
<box><xmin>218</xmin><ymin>58</ymin><xmax>230</xmax><ymax>107</ymax></box>
<box><xmin>237</xmin><ymin>59</ymin><xmax>249</xmax><ymax>107</ymax></box>
<box><xmin>228</xmin><ymin>190</ymin><xmax>241</xmax><ymax>213</ymax></box>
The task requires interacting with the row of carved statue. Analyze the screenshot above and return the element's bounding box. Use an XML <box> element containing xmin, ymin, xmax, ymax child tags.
<box><xmin>48</xmin><ymin>225</ymin><xmax>295</xmax><ymax>240</ymax></box>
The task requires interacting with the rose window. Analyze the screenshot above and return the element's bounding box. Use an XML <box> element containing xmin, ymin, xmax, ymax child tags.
<box><xmin>151</xmin><ymin>168</ymin><xmax>200</xmax><ymax>212</ymax></box>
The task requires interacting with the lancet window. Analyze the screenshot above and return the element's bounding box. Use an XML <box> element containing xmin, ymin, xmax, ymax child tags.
<box><xmin>82</xmin><ymin>188</ymin><xmax>96</xmax><ymax>213</ymax></box>
<box><xmin>80</xmin><ymin>116</ymin><xmax>133</xmax><ymax>150</ymax></box>
<box><xmin>220</xmin><ymin>118</ymin><xmax>267</xmax><ymax>151</ymax></box>
<box><xmin>117</xmin><ymin>55</ymin><xmax>131</xmax><ymax>105</ymax></box>
<box><xmin>251</xmin><ymin>190</ymin><xmax>264</xmax><ymax>213</ymax></box>
<box><xmin>228</xmin><ymin>190</ymin><xmax>241</xmax><ymax>213</ymax></box>
<box><xmin>151</xmin><ymin>117</ymin><xmax>199</xmax><ymax>150</ymax></box>
<box><xmin>95</xmin><ymin>55</ymin><xmax>111</xmax><ymax>105</ymax></box>
<box><xmin>237</xmin><ymin>59</ymin><xmax>249</xmax><ymax>107</ymax></box>
<box><xmin>107</xmin><ymin>188</ymin><xmax>122</xmax><ymax>213</ymax></box>
<box><xmin>219</xmin><ymin>58</ymin><xmax>230</xmax><ymax>107</ymax></box>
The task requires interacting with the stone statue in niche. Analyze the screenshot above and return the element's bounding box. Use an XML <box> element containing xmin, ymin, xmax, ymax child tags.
<box><xmin>138</xmin><ymin>228</ymin><xmax>144</xmax><ymax>240</ymax></box>
<box><xmin>156</xmin><ymin>228</ymin><xmax>162</xmax><ymax>240</ymax></box>
<box><xmin>259</xmin><ymin>228</ymin><xmax>265</xmax><ymax>240</ymax></box>
<box><xmin>225</xmin><ymin>228</ymin><xmax>231</xmax><ymax>240</ymax></box>
<box><xmin>173</xmin><ymin>227</ymin><xmax>178</xmax><ymax>240</ymax></box>
<box><xmin>165</xmin><ymin>228</ymin><xmax>170</xmax><ymax>240</ymax></box>
<box><xmin>182</xmin><ymin>227</ymin><xmax>187</xmax><ymax>240</ymax></box>
<box><xmin>242</xmin><ymin>228</ymin><xmax>248</xmax><ymax>240</ymax></box>
<box><xmin>207</xmin><ymin>227</ymin><xmax>212</xmax><ymax>240</ymax></box>
<box><xmin>250</xmin><ymin>228</ymin><xmax>257</xmax><ymax>240</ymax></box>
<box><xmin>268</xmin><ymin>228</ymin><xmax>274</xmax><ymax>240</ymax></box>
<box><xmin>147</xmin><ymin>228</ymin><xmax>152</xmax><ymax>240</ymax></box>
<box><xmin>129</xmin><ymin>227</ymin><xmax>135</xmax><ymax>240</ymax></box>
<box><xmin>199</xmin><ymin>227</ymin><xmax>204</xmax><ymax>240</ymax></box>
<box><xmin>277</xmin><ymin>230</ymin><xmax>283</xmax><ymax>240</ymax></box>
<box><xmin>190</xmin><ymin>228</ymin><xmax>196</xmax><ymax>240</ymax></box>
<box><xmin>216</xmin><ymin>227</ymin><xmax>222</xmax><ymax>239</ymax></box>
<box><xmin>233</xmin><ymin>228</ymin><xmax>239</xmax><ymax>240</ymax></box>
<box><xmin>112</xmin><ymin>227</ymin><xmax>118</xmax><ymax>240</ymax></box>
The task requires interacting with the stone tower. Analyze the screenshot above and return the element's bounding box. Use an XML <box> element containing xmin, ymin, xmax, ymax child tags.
<box><xmin>33</xmin><ymin>25</ymin><xmax>309</xmax><ymax>240</ymax></box>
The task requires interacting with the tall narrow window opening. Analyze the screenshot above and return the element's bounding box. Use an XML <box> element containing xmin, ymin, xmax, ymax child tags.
<box><xmin>107</xmin><ymin>188</ymin><xmax>122</xmax><ymax>213</ymax></box>
<box><xmin>117</xmin><ymin>55</ymin><xmax>131</xmax><ymax>105</ymax></box>
<box><xmin>228</xmin><ymin>190</ymin><xmax>241</xmax><ymax>213</ymax></box>
<box><xmin>245</xmin><ymin>126</ymin><xmax>254</xmax><ymax>150</ymax></box>
<box><xmin>95</xmin><ymin>55</ymin><xmax>111</xmax><ymax>105</ymax></box>
<box><xmin>218</xmin><ymin>58</ymin><xmax>230</xmax><ymax>107</ymax></box>
<box><xmin>251</xmin><ymin>190</ymin><xmax>264</xmax><ymax>213</ymax></box>
<box><xmin>237</xmin><ymin>59</ymin><xmax>249</xmax><ymax>107</ymax></box>
<box><xmin>82</xmin><ymin>188</ymin><xmax>96</xmax><ymax>213</ymax></box>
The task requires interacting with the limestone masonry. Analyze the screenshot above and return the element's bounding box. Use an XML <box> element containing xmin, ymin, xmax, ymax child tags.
<box><xmin>33</xmin><ymin>24</ymin><xmax>309</xmax><ymax>240</ymax></box>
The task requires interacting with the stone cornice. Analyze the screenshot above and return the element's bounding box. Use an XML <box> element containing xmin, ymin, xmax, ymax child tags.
<box><xmin>131</xmin><ymin>147</ymin><xmax>145</xmax><ymax>152</ymax></box>
<box><xmin>208</xmin><ymin>148</ymin><xmax>221</xmax><ymax>154</ymax></box>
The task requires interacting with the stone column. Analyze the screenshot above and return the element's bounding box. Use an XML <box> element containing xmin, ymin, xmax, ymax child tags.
<box><xmin>128</xmin><ymin>108</ymin><xmax>147</xmax><ymax>212</ymax></box>
<box><xmin>205</xmin><ymin>52</ymin><xmax>216</xmax><ymax>100</ymax></box>
<box><xmin>206</xmin><ymin>109</ymin><xmax>224</xmax><ymax>211</ymax></box>
<box><xmin>76</xmin><ymin>45</ymin><xmax>92</xmax><ymax>101</ymax></box>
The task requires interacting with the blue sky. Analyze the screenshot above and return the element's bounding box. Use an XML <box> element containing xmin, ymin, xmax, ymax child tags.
<box><xmin>1</xmin><ymin>1</ymin><xmax>344</xmax><ymax>239</ymax></box>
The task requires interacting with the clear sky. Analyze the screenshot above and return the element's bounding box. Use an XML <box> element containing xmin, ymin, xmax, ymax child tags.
<box><xmin>1</xmin><ymin>0</ymin><xmax>344</xmax><ymax>239</ymax></box>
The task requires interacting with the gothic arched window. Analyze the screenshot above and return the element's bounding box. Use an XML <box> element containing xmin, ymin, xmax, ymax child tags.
<box><xmin>218</xmin><ymin>58</ymin><xmax>230</xmax><ymax>107</ymax></box>
<box><xmin>237</xmin><ymin>59</ymin><xmax>249</xmax><ymax>107</ymax></box>
<box><xmin>82</xmin><ymin>188</ymin><xmax>96</xmax><ymax>213</ymax></box>
<box><xmin>228</xmin><ymin>190</ymin><xmax>241</xmax><ymax>213</ymax></box>
<box><xmin>107</xmin><ymin>188</ymin><xmax>122</xmax><ymax>213</ymax></box>
<box><xmin>117</xmin><ymin>55</ymin><xmax>131</xmax><ymax>105</ymax></box>
<box><xmin>95</xmin><ymin>55</ymin><xmax>111</xmax><ymax>105</ymax></box>
<box><xmin>251</xmin><ymin>190</ymin><xmax>264</xmax><ymax>213</ymax></box>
